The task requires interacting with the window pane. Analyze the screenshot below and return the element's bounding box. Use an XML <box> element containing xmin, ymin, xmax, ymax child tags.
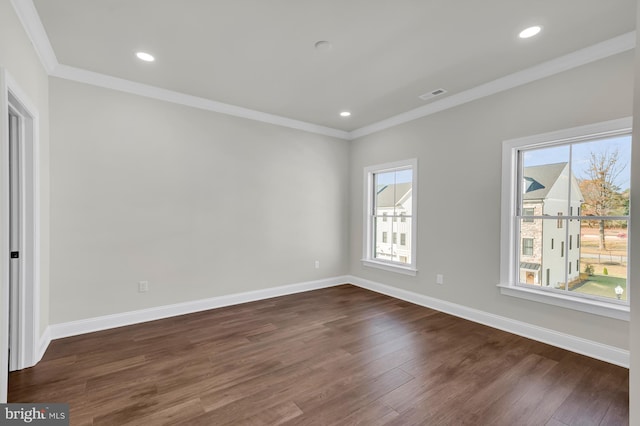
<box><xmin>521</xmin><ymin>146</ymin><xmax>571</xmax><ymax>216</ymax></box>
<box><xmin>572</xmin><ymin>136</ymin><xmax>631</xmax><ymax>218</ymax></box>
<box><xmin>394</xmin><ymin>169</ymin><xmax>413</xmax><ymax>216</ymax></box>
<box><xmin>522</xmin><ymin>207</ymin><xmax>535</xmax><ymax>222</ymax></box>
<box><xmin>374</xmin><ymin>216</ymin><xmax>392</xmax><ymax>261</ymax></box>
<box><xmin>392</xmin><ymin>218</ymin><xmax>412</xmax><ymax>264</ymax></box>
<box><xmin>519</xmin><ymin>218</ymin><xmax>567</xmax><ymax>289</ymax></box>
<box><xmin>374</xmin><ymin>171</ymin><xmax>394</xmax><ymax>215</ymax></box>
<box><xmin>573</xmin><ymin>219</ymin><xmax>628</xmax><ymax>301</ymax></box>
<box><xmin>374</xmin><ymin>169</ymin><xmax>412</xmax><ymax>217</ymax></box>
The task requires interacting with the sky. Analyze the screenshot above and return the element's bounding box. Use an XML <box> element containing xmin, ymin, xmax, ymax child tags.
<box><xmin>375</xmin><ymin>169</ymin><xmax>413</xmax><ymax>185</ymax></box>
<box><xmin>523</xmin><ymin>135</ymin><xmax>631</xmax><ymax>191</ymax></box>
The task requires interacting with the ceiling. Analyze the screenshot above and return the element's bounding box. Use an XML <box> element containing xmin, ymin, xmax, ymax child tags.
<box><xmin>32</xmin><ymin>0</ymin><xmax>636</xmax><ymax>134</ymax></box>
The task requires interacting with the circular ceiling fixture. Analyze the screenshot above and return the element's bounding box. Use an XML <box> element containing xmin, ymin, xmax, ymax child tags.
<box><xmin>519</xmin><ymin>26</ymin><xmax>542</xmax><ymax>39</ymax></box>
<box><xmin>340</xmin><ymin>111</ymin><xmax>351</xmax><ymax>117</ymax></box>
<box><xmin>136</xmin><ymin>51</ymin><xmax>155</xmax><ymax>62</ymax></box>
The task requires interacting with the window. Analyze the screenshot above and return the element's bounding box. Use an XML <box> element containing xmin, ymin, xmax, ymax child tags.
<box><xmin>363</xmin><ymin>159</ymin><xmax>418</xmax><ymax>275</ymax></box>
<box><xmin>382</xmin><ymin>232</ymin><xmax>388</xmax><ymax>243</ymax></box>
<box><xmin>522</xmin><ymin>207</ymin><xmax>535</xmax><ymax>222</ymax></box>
<box><xmin>500</xmin><ymin>118</ymin><xmax>631</xmax><ymax>320</ymax></box>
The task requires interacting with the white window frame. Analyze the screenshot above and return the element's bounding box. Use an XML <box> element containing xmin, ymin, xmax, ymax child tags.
<box><xmin>362</xmin><ymin>159</ymin><xmax>418</xmax><ymax>276</ymax></box>
<box><xmin>498</xmin><ymin>118</ymin><xmax>631</xmax><ymax>321</ymax></box>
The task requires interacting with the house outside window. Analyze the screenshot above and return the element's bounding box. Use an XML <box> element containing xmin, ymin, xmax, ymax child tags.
<box><xmin>522</xmin><ymin>207</ymin><xmax>535</xmax><ymax>222</ymax></box>
<box><xmin>363</xmin><ymin>159</ymin><xmax>418</xmax><ymax>275</ymax></box>
<box><xmin>500</xmin><ymin>118</ymin><xmax>631</xmax><ymax>320</ymax></box>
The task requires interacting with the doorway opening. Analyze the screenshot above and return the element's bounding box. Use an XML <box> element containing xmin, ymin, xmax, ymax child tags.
<box><xmin>1</xmin><ymin>69</ymin><xmax>41</xmax><ymax>403</ymax></box>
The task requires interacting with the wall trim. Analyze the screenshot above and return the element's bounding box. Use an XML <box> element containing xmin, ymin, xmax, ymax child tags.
<box><xmin>8</xmin><ymin>0</ymin><xmax>58</xmax><ymax>74</ymax></box>
<box><xmin>347</xmin><ymin>275</ymin><xmax>630</xmax><ymax>368</ymax></box>
<box><xmin>42</xmin><ymin>275</ymin><xmax>629</xmax><ymax>369</ymax></box>
<box><xmin>50</xmin><ymin>64</ymin><xmax>350</xmax><ymax>140</ymax></box>
<box><xmin>10</xmin><ymin>1</ymin><xmax>636</xmax><ymax>142</ymax></box>
<box><xmin>349</xmin><ymin>31</ymin><xmax>636</xmax><ymax>140</ymax></box>
<box><xmin>49</xmin><ymin>276</ymin><xmax>349</xmax><ymax>340</ymax></box>
<box><xmin>36</xmin><ymin>327</ymin><xmax>50</xmax><ymax>364</ymax></box>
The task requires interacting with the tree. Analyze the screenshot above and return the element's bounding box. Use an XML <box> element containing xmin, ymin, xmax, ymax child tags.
<box><xmin>578</xmin><ymin>149</ymin><xmax>626</xmax><ymax>250</ymax></box>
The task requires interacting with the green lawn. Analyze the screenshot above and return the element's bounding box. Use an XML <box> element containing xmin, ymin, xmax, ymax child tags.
<box><xmin>571</xmin><ymin>275</ymin><xmax>627</xmax><ymax>301</ymax></box>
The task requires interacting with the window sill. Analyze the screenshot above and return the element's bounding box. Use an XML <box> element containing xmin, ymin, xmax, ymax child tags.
<box><xmin>497</xmin><ymin>283</ymin><xmax>629</xmax><ymax>321</ymax></box>
<box><xmin>361</xmin><ymin>259</ymin><xmax>417</xmax><ymax>276</ymax></box>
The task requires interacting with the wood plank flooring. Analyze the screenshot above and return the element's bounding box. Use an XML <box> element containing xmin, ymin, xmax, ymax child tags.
<box><xmin>9</xmin><ymin>285</ymin><xmax>629</xmax><ymax>425</ymax></box>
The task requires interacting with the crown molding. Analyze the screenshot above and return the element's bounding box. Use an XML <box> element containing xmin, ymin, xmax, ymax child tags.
<box><xmin>9</xmin><ymin>0</ymin><xmax>58</xmax><ymax>74</ymax></box>
<box><xmin>349</xmin><ymin>31</ymin><xmax>636</xmax><ymax>140</ymax></box>
<box><xmin>10</xmin><ymin>0</ymin><xmax>350</xmax><ymax>140</ymax></box>
<box><xmin>10</xmin><ymin>1</ymin><xmax>636</xmax><ymax>142</ymax></box>
<box><xmin>51</xmin><ymin>64</ymin><xmax>351</xmax><ymax>140</ymax></box>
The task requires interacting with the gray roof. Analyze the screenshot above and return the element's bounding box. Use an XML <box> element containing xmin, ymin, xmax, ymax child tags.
<box><xmin>520</xmin><ymin>262</ymin><xmax>541</xmax><ymax>270</ymax></box>
<box><xmin>522</xmin><ymin>162</ymin><xmax>567</xmax><ymax>200</ymax></box>
<box><xmin>376</xmin><ymin>183</ymin><xmax>411</xmax><ymax>208</ymax></box>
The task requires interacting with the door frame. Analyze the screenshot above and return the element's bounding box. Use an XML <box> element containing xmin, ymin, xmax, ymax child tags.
<box><xmin>0</xmin><ymin>68</ymin><xmax>41</xmax><ymax>402</ymax></box>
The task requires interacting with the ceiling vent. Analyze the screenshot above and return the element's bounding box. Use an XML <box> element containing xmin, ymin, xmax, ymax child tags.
<box><xmin>419</xmin><ymin>88</ymin><xmax>447</xmax><ymax>101</ymax></box>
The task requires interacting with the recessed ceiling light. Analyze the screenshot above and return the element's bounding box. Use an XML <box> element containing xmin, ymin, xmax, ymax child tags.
<box><xmin>340</xmin><ymin>111</ymin><xmax>351</xmax><ymax>117</ymax></box>
<box><xmin>519</xmin><ymin>26</ymin><xmax>542</xmax><ymax>39</ymax></box>
<box><xmin>136</xmin><ymin>51</ymin><xmax>155</xmax><ymax>62</ymax></box>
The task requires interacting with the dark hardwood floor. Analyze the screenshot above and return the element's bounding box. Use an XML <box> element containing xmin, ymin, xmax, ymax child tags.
<box><xmin>9</xmin><ymin>285</ymin><xmax>628</xmax><ymax>425</ymax></box>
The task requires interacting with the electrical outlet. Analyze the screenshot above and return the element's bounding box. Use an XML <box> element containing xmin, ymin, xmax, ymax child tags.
<box><xmin>436</xmin><ymin>274</ymin><xmax>444</xmax><ymax>285</ymax></box>
<box><xmin>315</xmin><ymin>260</ymin><xmax>320</xmax><ymax>269</ymax></box>
<box><xmin>138</xmin><ymin>281</ymin><xmax>149</xmax><ymax>293</ymax></box>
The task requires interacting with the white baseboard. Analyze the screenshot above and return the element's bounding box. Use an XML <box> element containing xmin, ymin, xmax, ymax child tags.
<box><xmin>49</xmin><ymin>276</ymin><xmax>349</xmax><ymax>340</ymax></box>
<box><xmin>43</xmin><ymin>274</ymin><xmax>628</xmax><ymax>369</ymax></box>
<box><xmin>347</xmin><ymin>275</ymin><xmax>630</xmax><ymax>368</ymax></box>
<box><xmin>36</xmin><ymin>327</ymin><xmax>51</xmax><ymax>365</ymax></box>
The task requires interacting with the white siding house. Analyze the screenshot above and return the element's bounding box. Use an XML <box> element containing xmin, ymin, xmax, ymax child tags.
<box><xmin>520</xmin><ymin>163</ymin><xmax>583</xmax><ymax>288</ymax></box>
<box><xmin>374</xmin><ymin>183</ymin><xmax>412</xmax><ymax>264</ymax></box>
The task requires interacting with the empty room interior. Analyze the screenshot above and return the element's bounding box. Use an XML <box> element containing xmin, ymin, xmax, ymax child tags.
<box><xmin>1</xmin><ymin>0</ymin><xmax>640</xmax><ymax>424</ymax></box>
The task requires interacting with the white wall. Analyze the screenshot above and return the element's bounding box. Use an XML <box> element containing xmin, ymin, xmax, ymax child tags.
<box><xmin>49</xmin><ymin>77</ymin><xmax>349</xmax><ymax>324</ymax></box>
<box><xmin>0</xmin><ymin>0</ymin><xmax>50</xmax><ymax>345</ymax></box>
<box><xmin>349</xmin><ymin>51</ymin><xmax>634</xmax><ymax>350</ymax></box>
